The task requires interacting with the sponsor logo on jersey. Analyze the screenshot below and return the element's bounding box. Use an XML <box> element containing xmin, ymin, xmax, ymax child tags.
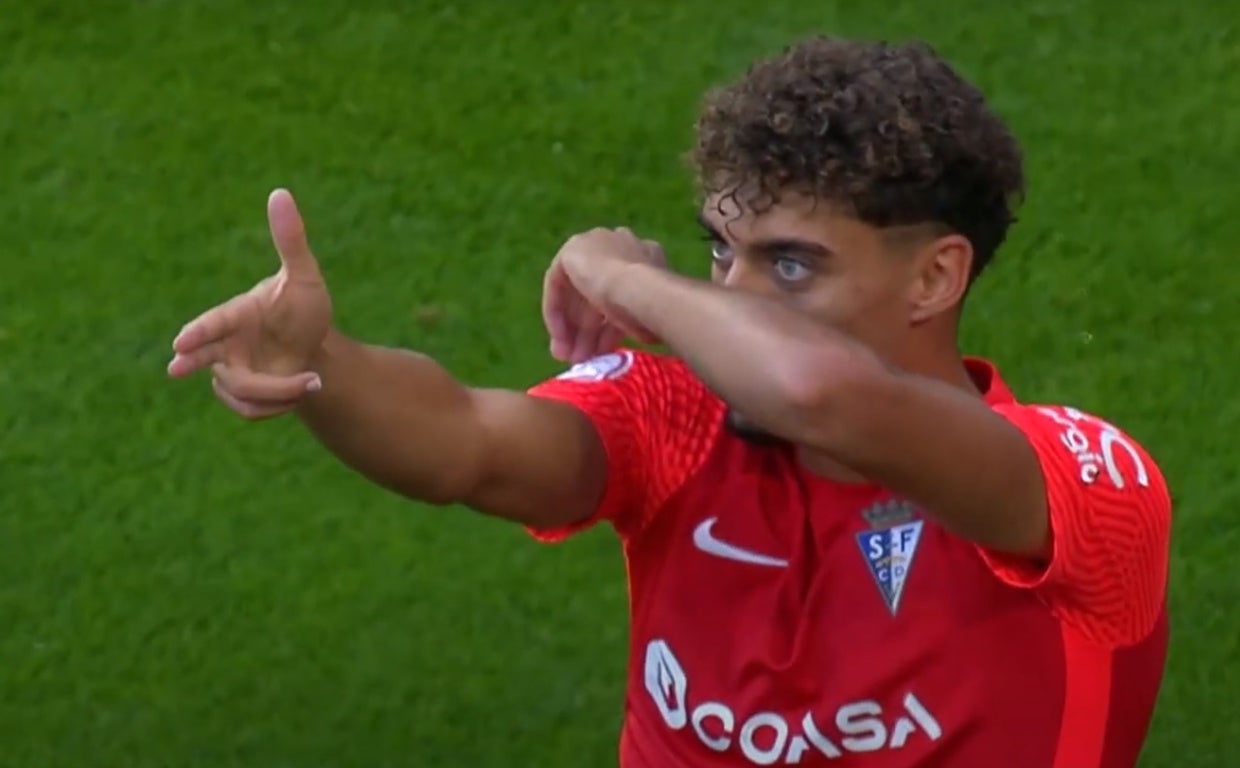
<box><xmin>855</xmin><ymin>499</ymin><xmax>924</xmax><ymax>616</ymax></box>
<box><xmin>643</xmin><ymin>639</ymin><xmax>943</xmax><ymax>764</ymax></box>
<box><xmin>1036</xmin><ymin>406</ymin><xmax>1150</xmax><ymax>489</ymax></box>
<box><xmin>554</xmin><ymin>350</ymin><xmax>635</xmax><ymax>382</ymax></box>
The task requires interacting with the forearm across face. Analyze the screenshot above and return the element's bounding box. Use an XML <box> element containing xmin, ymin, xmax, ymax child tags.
<box><xmin>604</xmin><ymin>263</ymin><xmax>1062</xmax><ymax>558</ymax></box>
<box><xmin>605</xmin><ymin>263</ymin><xmax>880</xmax><ymax>445</ymax></box>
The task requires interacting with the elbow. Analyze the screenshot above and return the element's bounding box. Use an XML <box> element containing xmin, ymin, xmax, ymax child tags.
<box><xmin>423</xmin><ymin>446</ymin><xmax>488</xmax><ymax>508</ymax></box>
<box><xmin>383</xmin><ymin>427</ymin><xmax>488</xmax><ymax>508</ymax></box>
<box><xmin>370</xmin><ymin>464</ymin><xmax>477</xmax><ymax>508</ymax></box>
<box><xmin>414</xmin><ymin>477</ymin><xmax>475</xmax><ymax>507</ymax></box>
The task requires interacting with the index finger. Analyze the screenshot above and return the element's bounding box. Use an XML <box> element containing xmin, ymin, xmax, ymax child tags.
<box><xmin>542</xmin><ymin>260</ymin><xmax>574</xmax><ymax>342</ymax></box>
<box><xmin>172</xmin><ymin>293</ymin><xmax>252</xmax><ymax>354</ymax></box>
<box><xmin>641</xmin><ymin>239</ymin><xmax>667</xmax><ymax>267</ymax></box>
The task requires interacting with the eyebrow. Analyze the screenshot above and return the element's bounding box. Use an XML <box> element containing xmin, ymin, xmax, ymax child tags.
<box><xmin>695</xmin><ymin>212</ymin><xmax>834</xmax><ymax>258</ymax></box>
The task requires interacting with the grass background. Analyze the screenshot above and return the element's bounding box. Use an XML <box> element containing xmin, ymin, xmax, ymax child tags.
<box><xmin>2</xmin><ymin>1</ymin><xmax>1237</xmax><ymax>765</ymax></box>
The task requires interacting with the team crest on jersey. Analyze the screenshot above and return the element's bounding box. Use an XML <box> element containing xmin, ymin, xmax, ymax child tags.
<box><xmin>855</xmin><ymin>499</ymin><xmax>924</xmax><ymax>616</ymax></box>
<box><xmin>555</xmin><ymin>350</ymin><xmax>635</xmax><ymax>382</ymax></box>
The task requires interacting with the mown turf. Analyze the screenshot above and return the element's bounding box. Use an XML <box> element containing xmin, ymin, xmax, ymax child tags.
<box><xmin>1</xmin><ymin>1</ymin><xmax>1236</xmax><ymax>766</ymax></box>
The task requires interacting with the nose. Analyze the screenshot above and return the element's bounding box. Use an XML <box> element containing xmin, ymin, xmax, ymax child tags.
<box><xmin>719</xmin><ymin>259</ymin><xmax>779</xmax><ymax>298</ymax></box>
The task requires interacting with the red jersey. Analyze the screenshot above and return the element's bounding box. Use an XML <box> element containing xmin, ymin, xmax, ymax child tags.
<box><xmin>527</xmin><ymin>350</ymin><xmax>1171</xmax><ymax>768</ymax></box>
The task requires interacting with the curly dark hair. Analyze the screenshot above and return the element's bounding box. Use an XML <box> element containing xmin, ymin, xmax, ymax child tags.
<box><xmin>690</xmin><ymin>37</ymin><xmax>1025</xmax><ymax>281</ymax></box>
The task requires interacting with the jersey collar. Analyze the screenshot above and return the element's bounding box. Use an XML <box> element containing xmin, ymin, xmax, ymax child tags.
<box><xmin>964</xmin><ymin>357</ymin><xmax>1017</xmax><ymax>406</ymax></box>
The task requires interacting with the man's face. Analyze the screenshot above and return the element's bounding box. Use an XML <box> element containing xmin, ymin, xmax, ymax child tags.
<box><xmin>697</xmin><ymin>192</ymin><xmax>944</xmax><ymax>442</ymax></box>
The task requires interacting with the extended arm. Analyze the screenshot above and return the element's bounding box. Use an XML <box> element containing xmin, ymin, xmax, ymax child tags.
<box><xmin>296</xmin><ymin>329</ymin><xmax>607</xmax><ymax>531</ymax></box>
<box><xmin>170</xmin><ymin>191</ymin><xmax>613</xmax><ymax>533</ymax></box>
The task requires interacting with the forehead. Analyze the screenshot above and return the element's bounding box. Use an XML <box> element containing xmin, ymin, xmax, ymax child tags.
<box><xmin>699</xmin><ymin>192</ymin><xmax>945</xmax><ymax>257</ymax></box>
<box><xmin>700</xmin><ymin>191</ymin><xmax>868</xmax><ymax>246</ymax></box>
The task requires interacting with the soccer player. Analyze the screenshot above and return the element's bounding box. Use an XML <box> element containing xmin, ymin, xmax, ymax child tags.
<box><xmin>168</xmin><ymin>38</ymin><xmax>1171</xmax><ymax>767</ymax></box>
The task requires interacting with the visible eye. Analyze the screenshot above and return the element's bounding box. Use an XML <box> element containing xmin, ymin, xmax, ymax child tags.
<box><xmin>706</xmin><ymin>237</ymin><xmax>733</xmax><ymax>267</ymax></box>
<box><xmin>773</xmin><ymin>256</ymin><xmax>812</xmax><ymax>284</ymax></box>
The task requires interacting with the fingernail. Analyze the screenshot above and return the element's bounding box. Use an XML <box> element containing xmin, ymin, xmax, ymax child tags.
<box><xmin>306</xmin><ymin>375</ymin><xmax>322</xmax><ymax>392</ymax></box>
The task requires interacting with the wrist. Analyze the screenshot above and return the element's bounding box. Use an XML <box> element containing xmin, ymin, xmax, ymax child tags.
<box><xmin>297</xmin><ymin>328</ymin><xmax>361</xmax><ymax>418</ymax></box>
<box><xmin>308</xmin><ymin>327</ymin><xmax>345</xmax><ymax>371</ymax></box>
<box><xmin>301</xmin><ymin>328</ymin><xmax>360</xmax><ymax>402</ymax></box>
<box><xmin>604</xmin><ymin>260</ymin><xmax>662</xmax><ymax>312</ymax></box>
<box><xmin>604</xmin><ymin>261</ymin><xmax>681</xmax><ymax>344</ymax></box>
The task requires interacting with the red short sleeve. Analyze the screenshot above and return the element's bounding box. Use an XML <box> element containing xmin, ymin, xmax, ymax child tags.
<box><xmin>979</xmin><ymin>404</ymin><xmax>1172</xmax><ymax>647</ymax></box>
<box><xmin>524</xmin><ymin>350</ymin><xmax>725</xmax><ymax>543</ymax></box>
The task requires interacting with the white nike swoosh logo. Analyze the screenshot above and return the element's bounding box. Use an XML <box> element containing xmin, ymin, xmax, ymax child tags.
<box><xmin>692</xmin><ymin>517</ymin><xmax>789</xmax><ymax>568</ymax></box>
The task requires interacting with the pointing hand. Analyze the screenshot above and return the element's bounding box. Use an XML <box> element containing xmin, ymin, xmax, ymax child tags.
<box><xmin>167</xmin><ymin>189</ymin><xmax>333</xmax><ymax>420</ymax></box>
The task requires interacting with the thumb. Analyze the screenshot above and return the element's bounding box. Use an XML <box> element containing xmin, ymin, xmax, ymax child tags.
<box><xmin>267</xmin><ymin>188</ymin><xmax>321</xmax><ymax>279</ymax></box>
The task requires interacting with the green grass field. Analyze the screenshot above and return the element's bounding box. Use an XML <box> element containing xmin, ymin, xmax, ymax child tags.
<box><xmin>2</xmin><ymin>1</ymin><xmax>1237</xmax><ymax>765</ymax></box>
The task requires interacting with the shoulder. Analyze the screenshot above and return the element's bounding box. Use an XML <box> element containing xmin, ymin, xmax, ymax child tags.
<box><xmin>527</xmin><ymin>348</ymin><xmax>725</xmax><ymax>460</ymax></box>
<box><xmin>524</xmin><ymin>349</ymin><xmax>726</xmax><ymax>542</ymax></box>
<box><xmin>979</xmin><ymin>400</ymin><xmax>1173</xmax><ymax>646</ymax></box>
<box><xmin>990</xmin><ymin>402</ymin><xmax>1167</xmax><ymax>497</ymax></box>
<box><xmin>528</xmin><ymin>348</ymin><xmax>715</xmax><ymax>410</ymax></box>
